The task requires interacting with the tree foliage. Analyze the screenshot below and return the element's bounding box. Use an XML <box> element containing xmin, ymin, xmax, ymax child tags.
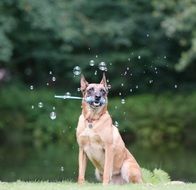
<box><xmin>0</xmin><ymin>0</ymin><xmax>195</xmax><ymax>92</ymax></box>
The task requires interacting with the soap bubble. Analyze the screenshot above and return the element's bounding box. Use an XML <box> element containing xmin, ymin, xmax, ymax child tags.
<box><xmin>30</xmin><ymin>85</ymin><xmax>34</xmax><ymax>90</ymax></box>
<box><xmin>89</xmin><ymin>60</ymin><xmax>95</xmax><ymax>66</ymax></box>
<box><xmin>73</xmin><ymin>66</ymin><xmax>81</xmax><ymax>76</ymax></box>
<box><xmin>60</xmin><ymin>166</ymin><xmax>64</xmax><ymax>172</ymax></box>
<box><xmin>50</xmin><ymin>112</ymin><xmax>56</xmax><ymax>120</ymax></box>
<box><xmin>31</xmin><ymin>105</ymin><xmax>34</xmax><ymax>109</ymax></box>
<box><xmin>114</xmin><ymin>121</ymin><xmax>119</xmax><ymax>127</ymax></box>
<box><xmin>38</xmin><ymin>102</ymin><xmax>43</xmax><ymax>108</ymax></box>
<box><xmin>149</xmin><ymin>80</ymin><xmax>153</xmax><ymax>84</ymax></box>
<box><xmin>138</xmin><ymin>56</ymin><xmax>141</xmax><ymax>59</ymax></box>
<box><xmin>174</xmin><ymin>84</ymin><xmax>178</xmax><ymax>88</ymax></box>
<box><xmin>52</xmin><ymin>76</ymin><xmax>56</xmax><ymax>82</ymax></box>
<box><xmin>98</xmin><ymin>62</ymin><xmax>107</xmax><ymax>71</ymax></box>
<box><xmin>121</xmin><ymin>99</ymin><xmax>125</xmax><ymax>104</ymax></box>
<box><xmin>65</xmin><ymin>92</ymin><xmax>71</xmax><ymax>97</ymax></box>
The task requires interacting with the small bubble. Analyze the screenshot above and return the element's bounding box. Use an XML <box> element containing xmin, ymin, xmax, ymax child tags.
<box><xmin>30</xmin><ymin>85</ymin><xmax>34</xmax><ymax>90</ymax></box>
<box><xmin>114</xmin><ymin>121</ymin><xmax>119</xmax><ymax>127</ymax></box>
<box><xmin>146</xmin><ymin>33</ymin><xmax>150</xmax><ymax>37</ymax></box>
<box><xmin>174</xmin><ymin>84</ymin><xmax>178</xmax><ymax>88</ymax></box>
<box><xmin>109</xmin><ymin>63</ymin><xmax>113</xmax><ymax>66</ymax></box>
<box><xmin>127</xmin><ymin>67</ymin><xmax>130</xmax><ymax>71</ymax></box>
<box><xmin>77</xmin><ymin>88</ymin><xmax>81</xmax><ymax>92</ymax></box>
<box><xmin>49</xmin><ymin>71</ymin><xmax>52</xmax><ymax>75</ymax></box>
<box><xmin>130</xmin><ymin>89</ymin><xmax>133</xmax><ymax>92</ymax></box>
<box><xmin>38</xmin><ymin>102</ymin><xmax>43</xmax><ymax>108</ymax></box>
<box><xmin>60</xmin><ymin>166</ymin><xmax>64</xmax><ymax>172</ymax></box>
<box><xmin>128</xmin><ymin>58</ymin><xmax>131</xmax><ymax>62</ymax></box>
<box><xmin>94</xmin><ymin>70</ymin><xmax>97</xmax><ymax>75</ymax></box>
<box><xmin>46</xmin><ymin>82</ymin><xmax>49</xmax><ymax>86</ymax></box>
<box><xmin>31</xmin><ymin>105</ymin><xmax>34</xmax><ymax>109</ymax></box>
<box><xmin>52</xmin><ymin>76</ymin><xmax>56</xmax><ymax>82</ymax></box>
<box><xmin>89</xmin><ymin>60</ymin><xmax>95</xmax><ymax>66</ymax></box>
<box><xmin>138</xmin><ymin>56</ymin><xmax>141</xmax><ymax>59</ymax></box>
<box><xmin>98</xmin><ymin>62</ymin><xmax>107</xmax><ymax>71</ymax></box>
<box><xmin>95</xmin><ymin>55</ymin><xmax>98</xmax><ymax>58</ymax></box>
<box><xmin>119</xmin><ymin>92</ymin><xmax>122</xmax><ymax>96</ymax></box>
<box><xmin>115</xmin><ymin>106</ymin><xmax>118</xmax><ymax>109</ymax></box>
<box><xmin>73</xmin><ymin>66</ymin><xmax>81</xmax><ymax>76</ymax></box>
<box><xmin>154</xmin><ymin>67</ymin><xmax>157</xmax><ymax>70</ymax></box>
<box><xmin>108</xmin><ymin>84</ymin><xmax>111</xmax><ymax>89</ymax></box>
<box><xmin>65</xmin><ymin>92</ymin><xmax>71</xmax><ymax>97</ymax></box>
<box><xmin>50</xmin><ymin>112</ymin><xmax>56</xmax><ymax>120</ymax></box>
<box><xmin>53</xmin><ymin>106</ymin><xmax>56</xmax><ymax>110</ymax></box>
<box><xmin>164</xmin><ymin>56</ymin><xmax>167</xmax><ymax>59</ymax></box>
<box><xmin>149</xmin><ymin>80</ymin><xmax>153</xmax><ymax>84</ymax></box>
<box><xmin>136</xmin><ymin>85</ymin><xmax>139</xmax><ymax>89</ymax></box>
<box><xmin>121</xmin><ymin>99</ymin><xmax>125</xmax><ymax>104</ymax></box>
<box><xmin>121</xmin><ymin>83</ymin><xmax>124</xmax><ymax>87</ymax></box>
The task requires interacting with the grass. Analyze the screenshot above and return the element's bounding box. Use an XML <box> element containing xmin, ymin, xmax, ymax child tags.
<box><xmin>0</xmin><ymin>181</ymin><xmax>195</xmax><ymax>190</ymax></box>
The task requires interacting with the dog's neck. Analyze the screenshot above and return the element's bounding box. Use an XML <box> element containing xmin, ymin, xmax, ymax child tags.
<box><xmin>82</xmin><ymin>101</ymin><xmax>107</xmax><ymax>122</ymax></box>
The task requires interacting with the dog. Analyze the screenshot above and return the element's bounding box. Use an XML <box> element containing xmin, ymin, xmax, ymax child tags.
<box><xmin>76</xmin><ymin>74</ymin><xmax>143</xmax><ymax>185</ymax></box>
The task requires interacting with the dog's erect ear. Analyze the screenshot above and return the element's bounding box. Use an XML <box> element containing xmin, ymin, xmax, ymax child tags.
<box><xmin>80</xmin><ymin>74</ymin><xmax>89</xmax><ymax>92</ymax></box>
<box><xmin>100</xmin><ymin>73</ymin><xmax>108</xmax><ymax>91</ymax></box>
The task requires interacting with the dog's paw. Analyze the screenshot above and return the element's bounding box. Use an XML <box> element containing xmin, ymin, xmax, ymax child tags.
<box><xmin>77</xmin><ymin>179</ymin><xmax>85</xmax><ymax>185</ymax></box>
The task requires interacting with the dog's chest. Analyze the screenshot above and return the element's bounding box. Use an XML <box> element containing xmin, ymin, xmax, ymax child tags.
<box><xmin>78</xmin><ymin>127</ymin><xmax>105</xmax><ymax>170</ymax></box>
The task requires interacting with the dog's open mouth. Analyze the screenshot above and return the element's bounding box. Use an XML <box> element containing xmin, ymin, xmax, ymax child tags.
<box><xmin>85</xmin><ymin>96</ymin><xmax>106</xmax><ymax>107</ymax></box>
<box><xmin>93</xmin><ymin>101</ymin><xmax>101</xmax><ymax>107</ymax></box>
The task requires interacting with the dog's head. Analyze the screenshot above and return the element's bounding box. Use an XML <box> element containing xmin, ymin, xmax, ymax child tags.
<box><xmin>80</xmin><ymin>73</ymin><xmax>108</xmax><ymax>108</ymax></box>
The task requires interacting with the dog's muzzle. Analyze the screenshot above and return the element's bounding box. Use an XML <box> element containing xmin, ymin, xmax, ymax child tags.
<box><xmin>85</xmin><ymin>96</ymin><xmax>106</xmax><ymax>107</ymax></box>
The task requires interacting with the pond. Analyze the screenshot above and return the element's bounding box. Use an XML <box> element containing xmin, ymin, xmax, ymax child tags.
<box><xmin>0</xmin><ymin>143</ymin><xmax>195</xmax><ymax>182</ymax></box>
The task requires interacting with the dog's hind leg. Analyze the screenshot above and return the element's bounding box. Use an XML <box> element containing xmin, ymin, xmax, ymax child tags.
<box><xmin>121</xmin><ymin>159</ymin><xmax>143</xmax><ymax>183</ymax></box>
<box><xmin>95</xmin><ymin>168</ymin><xmax>102</xmax><ymax>182</ymax></box>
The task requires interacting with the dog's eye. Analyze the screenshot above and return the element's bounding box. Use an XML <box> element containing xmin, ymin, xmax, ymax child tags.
<box><xmin>87</xmin><ymin>87</ymin><xmax>94</xmax><ymax>93</ymax></box>
<box><xmin>100</xmin><ymin>89</ymin><xmax>106</xmax><ymax>95</ymax></box>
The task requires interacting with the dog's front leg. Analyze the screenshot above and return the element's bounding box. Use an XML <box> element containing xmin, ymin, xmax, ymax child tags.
<box><xmin>78</xmin><ymin>147</ymin><xmax>87</xmax><ymax>184</ymax></box>
<box><xmin>103</xmin><ymin>144</ymin><xmax>113</xmax><ymax>185</ymax></box>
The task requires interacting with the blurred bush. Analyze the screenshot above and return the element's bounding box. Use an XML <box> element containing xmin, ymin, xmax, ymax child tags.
<box><xmin>0</xmin><ymin>0</ymin><xmax>196</xmax><ymax>93</ymax></box>
<box><xmin>0</xmin><ymin>85</ymin><xmax>195</xmax><ymax>148</ymax></box>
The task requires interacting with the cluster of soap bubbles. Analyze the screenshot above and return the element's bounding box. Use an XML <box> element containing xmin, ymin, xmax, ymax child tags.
<box><xmin>31</xmin><ymin>101</ymin><xmax>57</xmax><ymax>120</ymax></box>
<box><xmin>73</xmin><ymin>61</ymin><xmax>107</xmax><ymax>76</ymax></box>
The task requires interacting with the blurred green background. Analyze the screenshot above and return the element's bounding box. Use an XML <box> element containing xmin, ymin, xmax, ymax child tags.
<box><xmin>0</xmin><ymin>0</ymin><xmax>196</xmax><ymax>183</ymax></box>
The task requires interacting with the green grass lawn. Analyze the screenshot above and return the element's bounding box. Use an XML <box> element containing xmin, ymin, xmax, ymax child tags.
<box><xmin>0</xmin><ymin>181</ymin><xmax>195</xmax><ymax>190</ymax></box>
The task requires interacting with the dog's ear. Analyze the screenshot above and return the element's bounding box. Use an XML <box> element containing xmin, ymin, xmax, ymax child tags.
<box><xmin>100</xmin><ymin>73</ymin><xmax>108</xmax><ymax>92</ymax></box>
<box><xmin>80</xmin><ymin>74</ymin><xmax>88</xmax><ymax>93</ymax></box>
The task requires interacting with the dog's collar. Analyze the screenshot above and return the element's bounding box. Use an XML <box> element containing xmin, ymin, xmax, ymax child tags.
<box><xmin>85</xmin><ymin>111</ymin><xmax>106</xmax><ymax>129</ymax></box>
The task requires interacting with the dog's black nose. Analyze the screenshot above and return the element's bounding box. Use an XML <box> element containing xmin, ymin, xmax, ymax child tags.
<box><xmin>95</xmin><ymin>95</ymin><xmax>101</xmax><ymax>101</ymax></box>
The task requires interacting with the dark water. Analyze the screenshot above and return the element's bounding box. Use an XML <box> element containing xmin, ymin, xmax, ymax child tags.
<box><xmin>0</xmin><ymin>143</ymin><xmax>195</xmax><ymax>182</ymax></box>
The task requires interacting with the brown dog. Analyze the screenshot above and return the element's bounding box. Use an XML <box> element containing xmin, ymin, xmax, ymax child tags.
<box><xmin>76</xmin><ymin>74</ymin><xmax>143</xmax><ymax>185</ymax></box>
